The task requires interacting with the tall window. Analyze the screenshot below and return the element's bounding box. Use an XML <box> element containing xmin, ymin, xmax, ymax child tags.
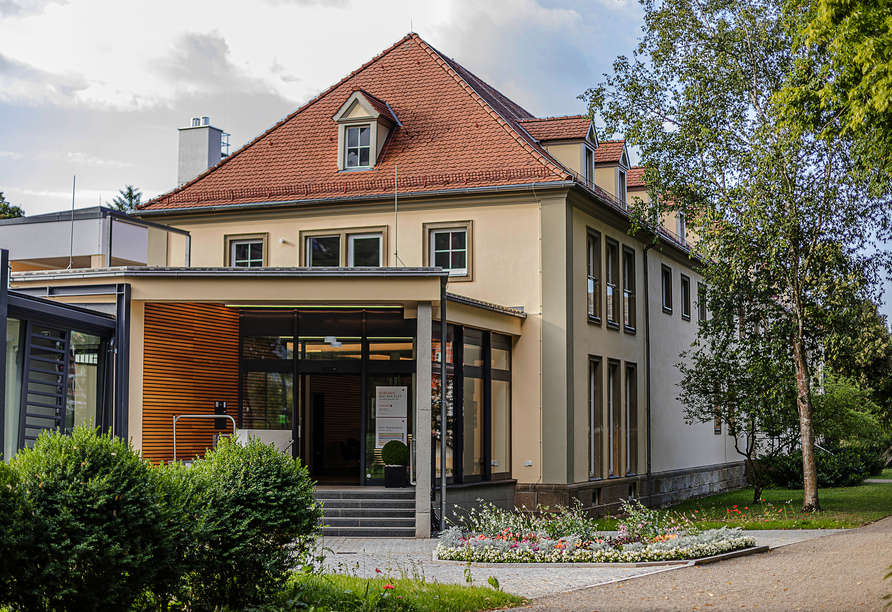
<box><xmin>585</xmin><ymin>148</ymin><xmax>594</xmax><ymax>184</ymax></box>
<box><xmin>606</xmin><ymin>240</ymin><xmax>619</xmax><ymax>326</ymax></box>
<box><xmin>491</xmin><ymin>334</ymin><xmax>511</xmax><ymax>478</ymax></box>
<box><xmin>625</xmin><ymin>364</ymin><xmax>638</xmax><ymax>475</ymax></box>
<box><xmin>681</xmin><ymin>274</ymin><xmax>691</xmax><ymax>321</ymax></box>
<box><xmin>462</xmin><ymin>329</ymin><xmax>485</xmax><ymax>480</ymax></box>
<box><xmin>677</xmin><ymin>212</ymin><xmax>686</xmax><ymax>245</ymax></box>
<box><xmin>231</xmin><ymin>240</ymin><xmax>264</xmax><ymax>267</ymax></box>
<box><xmin>346</xmin><ymin>126</ymin><xmax>371</xmax><ymax>168</ymax></box>
<box><xmin>661</xmin><ymin>265</ymin><xmax>673</xmax><ymax>314</ymax></box>
<box><xmin>431</xmin><ymin>229</ymin><xmax>467</xmax><ymax>276</ymax></box>
<box><xmin>587</xmin><ymin>230</ymin><xmax>601</xmax><ymax>322</ymax></box>
<box><xmin>698</xmin><ymin>282</ymin><xmax>707</xmax><ymax>322</ymax></box>
<box><xmin>622</xmin><ymin>247</ymin><xmax>636</xmax><ymax>332</ymax></box>
<box><xmin>589</xmin><ymin>357</ymin><xmax>602</xmax><ymax>479</ymax></box>
<box><xmin>607</xmin><ymin>360</ymin><xmax>621</xmax><ymax>476</ymax></box>
<box><xmin>618</xmin><ymin>169</ymin><xmax>627</xmax><ymax>204</ymax></box>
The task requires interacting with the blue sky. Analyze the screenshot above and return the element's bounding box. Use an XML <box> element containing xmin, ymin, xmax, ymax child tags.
<box><xmin>0</xmin><ymin>0</ymin><xmax>889</xmax><ymax>320</ymax></box>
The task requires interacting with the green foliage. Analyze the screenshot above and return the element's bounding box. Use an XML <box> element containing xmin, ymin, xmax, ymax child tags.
<box><xmin>615</xmin><ymin>499</ymin><xmax>695</xmax><ymax>542</ymax></box>
<box><xmin>0</xmin><ymin>462</ymin><xmax>29</xmax><ymax>605</ymax></box>
<box><xmin>772</xmin><ymin>441</ymin><xmax>886</xmax><ymax>488</ymax></box>
<box><xmin>381</xmin><ymin>440</ymin><xmax>409</xmax><ymax>466</ymax></box>
<box><xmin>0</xmin><ymin>192</ymin><xmax>24</xmax><ymax>219</ymax></box>
<box><xmin>108</xmin><ymin>185</ymin><xmax>141</xmax><ymax>213</ymax></box>
<box><xmin>812</xmin><ymin>375</ymin><xmax>885</xmax><ymax>443</ymax></box>
<box><xmin>6</xmin><ymin>426</ymin><xmax>178</xmax><ymax>612</ymax></box>
<box><xmin>179</xmin><ymin>437</ymin><xmax>322</xmax><ymax>611</ymax></box>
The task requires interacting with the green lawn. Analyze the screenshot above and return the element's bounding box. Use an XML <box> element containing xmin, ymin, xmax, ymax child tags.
<box><xmin>278</xmin><ymin>573</ymin><xmax>525</xmax><ymax>612</ymax></box>
<box><xmin>880</xmin><ymin>468</ymin><xmax>892</xmax><ymax>480</ymax></box>
<box><xmin>662</xmin><ymin>483</ymin><xmax>892</xmax><ymax>529</ymax></box>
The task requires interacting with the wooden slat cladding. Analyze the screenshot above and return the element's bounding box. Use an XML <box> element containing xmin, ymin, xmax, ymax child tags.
<box><xmin>143</xmin><ymin>303</ymin><xmax>239</xmax><ymax>463</ymax></box>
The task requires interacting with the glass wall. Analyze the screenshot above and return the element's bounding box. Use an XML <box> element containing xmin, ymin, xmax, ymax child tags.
<box><xmin>65</xmin><ymin>332</ymin><xmax>103</xmax><ymax>435</ymax></box>
<box><xmin>3</xmin><ymin>319</ymin><xmax>24</xmax><ymax>461</ymax></box>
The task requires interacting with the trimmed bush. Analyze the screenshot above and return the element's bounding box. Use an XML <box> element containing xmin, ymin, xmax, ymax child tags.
<box><xmin>180</xmin><ymin>437</ymin><xmax>322</xmax><ymax>611</ymax></box>
<box><xmin>772</xmin><ymin>442</ymin><xmax>885</xmax><ymax>488</ymax></box>
<box><xmin>7</xmin><ymin>426</ymin><xmax>177</xmax><ymax>612</ymax></box>
<box><xmin>381</xmin><ymin>440</ymin><xmax>409</xmax><ymax>466</ymax></box>
<box><xmin>0</xmin><ymin>461</ymin><xmax>29</xmax><ymax>606</ymax></box>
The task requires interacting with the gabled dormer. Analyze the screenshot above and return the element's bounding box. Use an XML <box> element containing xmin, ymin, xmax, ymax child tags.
<box><xmin>332</xmin><ymin>90</ymin><xmax>400</xmax><ymax>171</ymax></box>
<box><xmin>518</xmin><ymin>116</ymin><xmax>600</xmax><ymax>183</ymax></box>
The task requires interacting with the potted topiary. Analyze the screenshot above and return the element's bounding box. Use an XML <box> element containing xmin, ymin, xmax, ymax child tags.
<box><xmin>381</xmin><ymin>440</ymin><xmax>409</xmax><ymax>488</ymax></box>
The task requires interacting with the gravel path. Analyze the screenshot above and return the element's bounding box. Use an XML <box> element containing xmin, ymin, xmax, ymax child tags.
<box><xmin>522</xmin><ymin>516</ymin><xmax>892</xmax><ymax>611</ymax></box>
<box><xmin>314</xmin><ymin>529</ymin><xmax>848</xmax><ymax>600</ymax></box>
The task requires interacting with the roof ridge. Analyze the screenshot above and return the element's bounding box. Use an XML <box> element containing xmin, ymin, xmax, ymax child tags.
<box><xmin>518</xmin><ymin>115</ymin><xmax>590</xmax><ymax>123</ymax></box>
<box><xmin>410</xmin><ymin>33</ymin><xmax>570</xmax><ymax>181</ymax></box>
<box><xmin>142</xmin><ymin>34</ymin><xmax>416</xmax><ymax>209</ymax></box>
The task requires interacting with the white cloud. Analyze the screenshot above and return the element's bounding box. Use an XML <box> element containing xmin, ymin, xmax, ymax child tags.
<box><xmin>0</xmin><ymin>151</ymin><xmax>25</xmax><ymax>160</ymax></box>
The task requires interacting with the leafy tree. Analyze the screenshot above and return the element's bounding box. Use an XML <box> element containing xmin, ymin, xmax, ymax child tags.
<box><xmin>0</xmin><ymin>192</ymin><xmax>24</xmax><ymax>219</ymax></box>
<box><xmin>107</xmin><ymin>185</ymin><xmax>141</xmax><ymax>213</ymax></box>
<box><xmin>584</xmin><ymin>0</ymin><xmax>892</xmax><ymax>511</ymax></box>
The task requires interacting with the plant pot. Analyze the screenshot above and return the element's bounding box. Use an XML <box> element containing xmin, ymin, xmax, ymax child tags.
<box><xmin>384</xmin><ymin>465</ymin><xmax>407</xmax><ymax>488</ymax></box>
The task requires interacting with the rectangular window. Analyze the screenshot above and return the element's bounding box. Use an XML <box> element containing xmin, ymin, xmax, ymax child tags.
<box><xmin>347</xmin><ymin>233</ymin><xmax>382</xmax><ymax>267</ymax></box>
<box><xmin>308</xmin><ymin>236</ymin><xmax>341</xmax><ymax>267</ymax></box>
<box><xmin>607</xmin><ymin>360</ymin><xmax>621</xmax><ymax>477</ymax></box>
<box><xmin>346</xmin><ymin>125</ymin><xmax>371</xmax><ymax>168</ymax></box>
<box><xmin>677</xmin><ymin>212</ymin><xmax>686</xmax><ymax>245</ymax></box>
<box><xmin>661</xmin><ymin>265</ymin><xmax>673</xmax><ymax>314</ymax></box>
<box><xmin>606</xmin><ymin>239</ymin><xmax>619</xmax><ymax>327</ymax></box>
<box><xmin>431</xmin><ymin>228</ymin><xmax>467</xmax><ymax>276</ymax></box>
<box><xmin>698</xmin><ymin>282</ymin><xmax>707</xmax><ymax>322</ymax></box>
<box><xmin>231</xmin><ymin>240</ymin><xmax>264</xmax><ymax>267</ymax></box>
<box><xmin>618</xmin><ymin>169</ymin><xmax>627</xmax><ymax>205</ymax></box>
<box><xmin>491</xmin><ymin>334</ymin><xmax>511</xmax><ymax>478</ymax></box>
<box><xmin>589</xmin><ymin>357</ymin><xmax>602</xmax><ymax>479</ymax></box>
<box><xmin>622</xmin><ymin>247</ymin><xmax>636</xmax><ymax>332</ymax></box>
<box><xmin>585</xmin><ymin>148</ymin><xmax>594</xmax><ymax>184</ymax></box>
<box><xmin>715</xmin><ymin>411</ymin><xmax>722</xmax><ymax>435</ymax></box>
<box><xmin>587</xmin><ymin>230</ymin><xmax>601</xmax><ymax>322</ymax></box>
<box><xmin>625</xmin><ymin>364</ymin><xmax>638</xmax><ymax>475</ymax></box>
<box><xmin>681</xmin><ymin>274</ymin><xmax>691</xmax><ymax>321</ymax></box>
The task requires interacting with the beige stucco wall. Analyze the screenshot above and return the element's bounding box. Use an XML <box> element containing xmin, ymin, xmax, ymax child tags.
<box><xmin>542</xmin><ymin>143</ymin><xmax>582</xmax><ymax>176</ymax></box>
<box><xmin>594</xmin><ymin>167</ymin><xmax>616</xmax><ymax>198</ymax></box>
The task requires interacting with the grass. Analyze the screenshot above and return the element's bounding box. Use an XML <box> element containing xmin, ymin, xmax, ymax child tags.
<box><xmin>880</xmin><ymin>467</ymin><xmax>892</xmax><ymax>479</ymax></box>
<box><xmin>278</xmin><ymin>573</ymin><xmax>525</xmax><ymax>612</ymax></box>
<box><xmin>663</xmin><ymin>483</ymin><xmax>892</xmax><ymax>529</ymax></box>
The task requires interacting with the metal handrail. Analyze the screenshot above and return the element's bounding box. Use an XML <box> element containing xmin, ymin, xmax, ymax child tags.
<box><xmin>173</xmin><ymin>414</ymin><xmax>237</xmax><ymax>462</ymax></box>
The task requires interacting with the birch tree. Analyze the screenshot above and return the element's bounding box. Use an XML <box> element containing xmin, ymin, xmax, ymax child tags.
<box><xmin>584</xmin><ymin>0</ymin><xmax>892</xmax><ymax>511</ymax></box>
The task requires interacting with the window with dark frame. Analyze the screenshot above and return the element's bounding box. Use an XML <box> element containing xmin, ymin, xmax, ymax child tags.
<box><xmin>715</xmin><ymin>411</ymin><xmax>722</xmax><ymax>435</ymax></box>
<box><xmin>589</xmin><ymin>356</ymin><xmax>602</xmax><ymax>479</ymax></box>
<box><xmin>698</xmin><ymin>282</ymin><xmax>707</xmax><ymax>322</ymax></box>
<box><xmin>681</xmin><ymin>274</ymin><xmax>691</xmax><ymax>321</ymax></box>
<box><xmin>308</xmin><ymin>235</ymin><xmax>341</xmax><ymax>266</ymax></box>
<box><xmin>231</xmin><ymin>240</ymin><xmax>264</xmax><ymax>267</ymax></box>
<box><xmin>622</xmin><ymin>247</ymin><xmax>636</xmax><ymax>332</ymax></box>
<box><xmin>661</xmin><ymin>265</ymin><xmax>673</xmax><ymax>314</ymax></box>
<box><xmin>587</xmin><ymin>230</ymin><xmax>601</xmax><ymax>322</ymax></box>
<box><xmin>625</xmin><ymin>364</ymin><xmax>638</xmax><ymax>475</ymax></box>
<box><xmin>607</xmin><ymin>360</ymin><xmax>621</xmax><ymax>477</ymax></box>
<box><xmin>606</xmin><ymin>239</ymin><xmax>619</xmax><ymax>327</ymax></box>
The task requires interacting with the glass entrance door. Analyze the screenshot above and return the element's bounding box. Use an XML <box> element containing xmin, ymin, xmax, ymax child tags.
<box><xmin>300</xmin><ymin>374</ymin><xmax>362</xmax><ymax>485</ymax></box>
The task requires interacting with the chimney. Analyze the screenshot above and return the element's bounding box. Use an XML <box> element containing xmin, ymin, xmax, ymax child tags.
<box><xmin>177</xmin><ymin>117</ymin><xmax>224</xmax><ymax>186</ymax></box>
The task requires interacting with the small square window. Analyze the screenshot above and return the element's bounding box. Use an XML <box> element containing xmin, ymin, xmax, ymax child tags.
<box><xmin>347</xmin><ymin>233</ymin><xmax>382</xmax><ymax>267</ymax></box>
<box><xmin>431</xmin><ymin>229</ymin><xmax>467</xmax><ymax>276</ymax></box>
<box><xmin>661</xmin><ymin>265</ymin><xmax>673</xmax><ymax>314</ymax></box>
<box><xmin>308</xmin><ymin>236</ymin><xmax>341</xmax><ymax>266</ymax></box>
<box><xmin>225</xmin><ymin>233</ymin><xmax>268</xmax><ymax>267</ymax></box>
<box><xmin>346</xmin><ymin>126</ymin><xmax>371</xmax><ymax>168</ymax></box>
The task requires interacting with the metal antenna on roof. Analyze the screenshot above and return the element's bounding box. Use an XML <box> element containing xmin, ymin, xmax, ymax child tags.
<box><xmin>68</xmin><ymin>176</ymin><xmax>76</xmax><ymax>269</ymax></box>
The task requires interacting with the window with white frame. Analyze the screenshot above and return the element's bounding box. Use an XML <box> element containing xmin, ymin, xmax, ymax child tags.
<box><xmin>618</xmin><ymin>169</ymin><xmax>627</xmax><ymax>205</ymax></box>
<box><xmin>307</xmin><ymin>235</ymin><xmax>341</xmax><ymax>266</ymax></box>
<box><xmin>304</xmin><ymin>228</ymin><xmax>385</xmax><ymax>267</ymax></box>
<box><xmin>347</xmin><ymin>233</ymin><xmax>382</xmax><ymax>266</ymax></box>
<box><xmin>345</xmin><ymin>125</ymin><xmax>371</xmax><ymax>168</ymax></box>
<box><xmin>585</xmin><ymin>148</ymin><xmax>594</xmax><ymax>185</ymax></box>
<box><xmin>431</xmin><ymin>228</ymin><xmax>467</xmax><ymax>276</ymax></box>
<box><xmin>677</xmin><ymin>211</ymin><xmax>686</xmax><ymax>244</ymax></box>
<box><xmin>227</xmin><ymin>236</ymin><xmax>266</xmax><ymax>267</ymax></box>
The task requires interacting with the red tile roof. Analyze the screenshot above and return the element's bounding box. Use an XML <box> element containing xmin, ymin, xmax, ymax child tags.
<box><xmin>627</xmin><ymin>166</ymin><xmax>646</xmax><ymax>188</ymax></box>
<box><xmin>356</xmin><ymin>89</ymin><xmax>399</xmax><ymax>124</ymax></box>
<box><xmin>141</xmin><ymin>34</ymin><xmax>574</xmax><ymax>212</ymax></box>
<box><xmin>594</xmin><ymin>140</ymin><xmax>626</xmax><ymax>164</ymax></box>
<box><xmin>517</xmin><ymin>115</ymin><xmax>592</xmax><ymax>141</ymax></box>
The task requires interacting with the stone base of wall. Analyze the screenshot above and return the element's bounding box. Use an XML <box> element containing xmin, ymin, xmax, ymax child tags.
<box><xmin>514</xmin><ymin>461</ymin><xmax>747</xmax><ymax>516</ymax></box>
<box><xmin>434</xmin><ymin>480</ymin><xmax>516</xmax><ymax>527</ymax></box>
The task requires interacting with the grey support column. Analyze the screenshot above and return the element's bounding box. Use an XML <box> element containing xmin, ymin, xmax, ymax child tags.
<box><xmin>414</xmin><ymin>302</ymin><xmax>432</xmax><ymax>538</ymax></box>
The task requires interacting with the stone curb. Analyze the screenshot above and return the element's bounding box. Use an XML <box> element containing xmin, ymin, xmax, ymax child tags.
<box><xmin>430</xmin><ymin>544</ymin><xmax>770</xmax><ymax>568</ymax></box>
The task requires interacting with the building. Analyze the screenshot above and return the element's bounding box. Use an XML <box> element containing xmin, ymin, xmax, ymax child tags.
<box><xmin>3</xmin><ymin>34</ymin><xmax>744</xmax><ymax>536</ymax></box>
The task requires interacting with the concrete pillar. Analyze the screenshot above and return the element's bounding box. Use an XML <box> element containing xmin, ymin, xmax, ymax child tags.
<box><xmin>414</xmin><ymin>302</ymin><xmax>432</xmax><ymax>538</ymax></box>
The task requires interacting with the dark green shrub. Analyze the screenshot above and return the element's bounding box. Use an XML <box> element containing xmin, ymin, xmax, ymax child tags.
<box><xmin>0</xmin><ymin>461</ymin><xmax>30</xmax><ymax>606</ymax></box>
<box><xmin>7</xmin><ymin>426</ymin><xmax>178</xmax><ymax>612</ymax></box>
<box><xmin>772</xmin><ymin>442</ymin><xmax>883</xmax><ymax>488</ymax></box>
<box><xmin>381</xmin><ymin>440</ymin><xmax>409</xmax><ymax>466</ymax></box>
<box><xmin>181</xmin><ymin>437</ymin><xmax>321</xmax><ymax>611</ymax></box>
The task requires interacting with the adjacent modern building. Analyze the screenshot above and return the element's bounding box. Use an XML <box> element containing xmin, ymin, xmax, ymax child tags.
<box><xmin>3</xmin><ymin>34</ymin><xmax>745</xmax><ymax>536</ymax></box>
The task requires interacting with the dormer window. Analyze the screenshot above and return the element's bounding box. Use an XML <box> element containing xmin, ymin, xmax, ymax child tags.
<box><xmin>346</xmin><ymin>126</ymin><xmax>371</xmax><ymax>168</ymax></box>
<box><xmin>333</xmin><ymin>90</ymin><xmax>399</xmax><ymax>171</ymax></box>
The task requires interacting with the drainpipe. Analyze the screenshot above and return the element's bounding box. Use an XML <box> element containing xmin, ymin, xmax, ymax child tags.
<box><xmin>439</xmin><ymin>276</ymin><xmax>448</xmax><ymax>528</ymax></box>
<box><xmin>643</xmin><ymin>243</ymin><xmax>656</xmax><ymax>506</ymax></box>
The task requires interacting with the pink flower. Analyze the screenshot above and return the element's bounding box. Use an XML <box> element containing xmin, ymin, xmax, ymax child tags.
<box><xmin>383</xmin><ymin>583</ymin><xmax>395</xmax><ymax>590</ymax></box>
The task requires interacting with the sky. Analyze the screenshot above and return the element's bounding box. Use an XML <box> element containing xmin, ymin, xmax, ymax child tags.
<box><xmin>0</xmin><ymin>0</ymin><xmax>890</xmax><ymax>320</ymax></box>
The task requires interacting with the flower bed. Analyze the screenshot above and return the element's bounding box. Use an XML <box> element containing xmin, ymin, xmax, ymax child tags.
<box><xmin>436</xmin><ymin>526</ymin><xmax>756</xmax><ymax>563</ymax></box>
<box><xmin>436</xmin><ymin>499</ymin><xmax>756</xmax><ymax>564</ymax></box>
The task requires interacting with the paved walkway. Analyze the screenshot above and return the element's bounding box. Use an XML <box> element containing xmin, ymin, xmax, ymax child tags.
<box><xmin>316</xmin><ymin>528</ymin><xmax>848</xmax><ymax>600</ymax></box>
<box><xmin>523</xmin><ymin>516</ymin><xmax>892</xmax><ymax>611</ymax></box>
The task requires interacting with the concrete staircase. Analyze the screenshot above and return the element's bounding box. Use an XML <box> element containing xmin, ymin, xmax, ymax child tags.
<box><xmin>316</xmin><ymin>487</ymin><xmax>416</xmax><ymax>537</ymax></box>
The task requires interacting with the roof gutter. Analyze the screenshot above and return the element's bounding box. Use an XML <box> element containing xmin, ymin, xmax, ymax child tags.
<box><xmin>135</xmin><ymin>181</ymin><xmax>575</xmax><ymax>218</ymax></box>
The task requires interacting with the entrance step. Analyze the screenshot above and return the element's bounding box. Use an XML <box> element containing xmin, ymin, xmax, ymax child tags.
<box><xmin>316</xmin><ymin>487</ymin><xmax>416</xmax><ymax>538</ymax></box>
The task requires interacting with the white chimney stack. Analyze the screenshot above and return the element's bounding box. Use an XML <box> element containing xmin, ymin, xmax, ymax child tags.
<box><xmin>177</xmin><ymin>117</ymin><xmax>223</xmax><ymax>186</ymax></box>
